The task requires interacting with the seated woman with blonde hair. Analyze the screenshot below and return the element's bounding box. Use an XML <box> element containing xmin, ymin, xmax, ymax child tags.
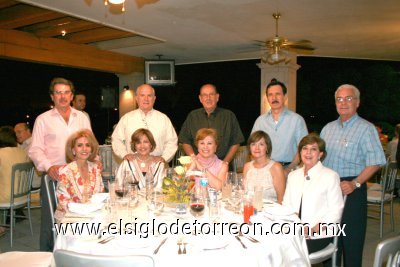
<box><xmin>55</xmin><ymin>129</ymin><xmax>104</xmax><ymax>221</ymax></box>
<box><xmin>243</xmin><ymin>130</ymin><xmax>286</xmax><ymax>203</ymax></box>
<box><xmin>189</xmin><ymin>128</ymin><xmax>228</xmax><ymax>190</ymax></box>
<box><xmin>115</xmin><ymin>128</ymin><xmax>165</xmax><ymax>190</ymax></box>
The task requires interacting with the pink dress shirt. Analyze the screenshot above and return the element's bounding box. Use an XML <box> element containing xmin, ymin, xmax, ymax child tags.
<box><xmin>29</xmin><ymin>107</ymin><xmax>92</xmax><ymax>172</ymax></box>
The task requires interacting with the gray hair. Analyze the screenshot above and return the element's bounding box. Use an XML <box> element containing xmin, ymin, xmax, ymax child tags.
<box><xmin>334</xmin><ymin>84</ymin><xmax>360</xmax><ymax>99</ymax></box>
<box><xmin>135</xmin><ymin>84</ymin><xmax>155</xmax><ymax>95</ymax></box>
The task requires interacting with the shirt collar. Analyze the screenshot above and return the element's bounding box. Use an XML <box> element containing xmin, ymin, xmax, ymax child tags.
<box><xmin>50</xmin><ymin>107</ymin><xmax>77</xmax><ymax>118</ymax></box>
<box><xmin>203</xmin><ymin>106</ymin><xmax>219</xmax><ymax>117</ymax></box>
<box><xmin>307</xmin><ymin>161</ymin><xmax>324</xmax><ymax>179</ymax></box>
<box><xmin>336</xmin><ymin>113</ymin><xmax>359</xmax><ymax>128</ymax></box>
<box><xmin>139</xmin><ymin>108</ymin><xmax>154</xmax><ymax>116</ymax></box>
<box><xmin>266</xmin><ymin>107</ymin><xmax>288</xmax><ymax>117</ymax></box>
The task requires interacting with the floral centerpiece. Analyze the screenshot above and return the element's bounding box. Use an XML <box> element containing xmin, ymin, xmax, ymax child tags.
<box><xmin>162</xmin><ymin>156</ymin><xmax>194</xmax><ymax>204</ymax></box>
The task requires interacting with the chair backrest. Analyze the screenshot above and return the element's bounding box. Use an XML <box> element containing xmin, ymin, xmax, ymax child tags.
<box><xmin>53</xmin><ymin>249</ymin><xmax>155</xmax><ymax>267</ymax></box>
<box><xmin>99</xmin><ymin>145</ymin><xmax>119</xmax><ymax>179</ymax></box>
<box><xmin>373</xmin><ymin>235</ymin><xmax>400</xmax><ymax>267</ymax></box>
<box><xmin>44</xmin><ymin>174</ymin><xmax>57</xmax><ymax>242</ymax></box>
<box><xmin>233</xmin><ymin>146</ymin><xmax>249</xmax><ymax>173</ymax></box>
<box><xmin>382</xmin><ymin>162</ymin><xmax>398</xmax><ymax>194</ymax></box>
<box><xmin>10</xmin><ymin>162</ymin><xmax>34</xmax><ymax>205</ymax></box>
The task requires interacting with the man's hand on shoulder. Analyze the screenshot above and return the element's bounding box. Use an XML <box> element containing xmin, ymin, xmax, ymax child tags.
<box><xmin>48</xmin><ymin>165</ymin><xmax>62</xmax><ymax>181</ymax></box>
<box><xmin>123</xmin><ymin>153</ymin><xmax>135</xmax><ymax>161</ymax></box>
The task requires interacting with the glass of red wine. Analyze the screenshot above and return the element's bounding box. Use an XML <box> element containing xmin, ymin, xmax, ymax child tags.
<box><xmin>114</xmin><ymin>183</ymin><xmax>127</xmax><ymax>199</ymax></box>
<box><xmin>190</xmin><ymin>194</ymin><xmax>205</xmax><ymax>217</ymax></box>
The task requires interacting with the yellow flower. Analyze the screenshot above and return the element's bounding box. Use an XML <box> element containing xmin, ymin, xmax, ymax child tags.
<box><xmin>178</xmin><ymin>156</ymin><xmax>191</xmax><ymax>165</ymax></box>
<box><xmin>174</xmin><ymin>166</ymin><xmax>185</xmax><ymax>176</ymax></box>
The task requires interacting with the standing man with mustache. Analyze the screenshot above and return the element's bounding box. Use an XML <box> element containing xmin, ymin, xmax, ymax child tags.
<box><xmin>112</xmin><ymin>84</ymin><xmax>178</xmax><ymax>163</ymax></box>
<box><xmin>251</xmin><ymin>78</ymin><xmax>308</xmax><ymax>174</ymax></box>
<box><xmin>179</xmin><ymin>84</ymin><xmax>244</xmax><ymax>166</ymax></box>
<box><xmin>29</xmin><ymin>77</ymin><xmax>92</xmax><ymax>251</ymax></box>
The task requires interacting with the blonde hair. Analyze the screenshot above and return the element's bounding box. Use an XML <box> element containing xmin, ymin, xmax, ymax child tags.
<box><xmin>65</xmin><ymin>129</ymin><xmax>99</xmax><ymax>163</ymax></box>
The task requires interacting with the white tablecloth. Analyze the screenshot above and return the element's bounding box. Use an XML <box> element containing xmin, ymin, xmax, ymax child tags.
<box><xmin>54</xmin><ymin>197</ymin><xmax>310</xmax><ymax>267</ymax></box>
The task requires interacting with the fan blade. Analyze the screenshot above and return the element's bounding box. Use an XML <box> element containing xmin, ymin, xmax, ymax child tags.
<box><xmin>284</xmin><ymin>44</ymin><xmax>315</xmax><ymax>51</ymax></box>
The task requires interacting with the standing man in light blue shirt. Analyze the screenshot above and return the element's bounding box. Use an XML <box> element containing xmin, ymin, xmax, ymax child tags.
<box><xmin>252</xmin><ymin>78</ymin><xmax>308</xmax><ymax>174</ymax></box>
<box><xmin>320</xmin><ymin>84</ymin><xmax>386</xmax><ymax>267</ymax></box>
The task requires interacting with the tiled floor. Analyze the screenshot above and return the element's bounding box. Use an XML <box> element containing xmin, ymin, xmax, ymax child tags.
<box><xmin>1</xmin><ymin>199</ymin><xmax>399</xmax><ymax>266</ymax></box>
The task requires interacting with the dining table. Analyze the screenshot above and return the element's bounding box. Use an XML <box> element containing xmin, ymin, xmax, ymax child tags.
<box><xmin>53</xmin><ymin>191</ymin><xmax>311</xmax><ymax>267</ymax></box>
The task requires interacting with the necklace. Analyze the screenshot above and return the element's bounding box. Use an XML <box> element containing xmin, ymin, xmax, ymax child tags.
<box><xmin>136</xmin><ymin>154</ymin><xmax>151</xmax><ymax>168</ymax></box>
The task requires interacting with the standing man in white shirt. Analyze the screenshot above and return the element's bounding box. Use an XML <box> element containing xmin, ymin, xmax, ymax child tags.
<box><xmin>29</xmin><ymin>77</ymin><xmax>92</xmax><ymax>251</ymax></box>
<box><xmin>112</xmin><ymin>84</ymin><xmax>178</xmax><ymax>163</ymax></box>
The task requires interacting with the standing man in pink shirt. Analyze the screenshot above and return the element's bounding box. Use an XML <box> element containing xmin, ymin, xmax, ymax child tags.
<box><xmin>29</xmin><ymin>77</ymin><xmax>91</xmax><ymax>251</ymax></box>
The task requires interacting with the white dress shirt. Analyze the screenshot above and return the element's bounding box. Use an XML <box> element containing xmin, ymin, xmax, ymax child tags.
<box><xmin>111</xmin><ymin>108</ymin><xmax>178</xmax><ymax>162</ymax></box>
<box><xmin>29</xmin><ymin>107</ymin><xmax>92</xmax><ymax>172</ymax></box>
<box><xmin>283</xmin><ymin>161</ymin><xmax>344</xmax><ymax>239</ymax></box>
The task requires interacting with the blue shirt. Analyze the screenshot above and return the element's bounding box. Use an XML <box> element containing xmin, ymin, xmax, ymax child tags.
<box><xmin>251</xmin><ymin>108</ymin><xmax>308</xmax><ymax>162</ymax></box>
<box><xmin>320</xmin><ymin>114</ymin><xmax>386</xmax><ymax>177</ymax></box>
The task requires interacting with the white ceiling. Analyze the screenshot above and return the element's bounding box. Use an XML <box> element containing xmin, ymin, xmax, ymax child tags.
<box><xmin>19</xmin><ymin>0</ymin><xmax>400</xmax><ymax>64</ymax></box>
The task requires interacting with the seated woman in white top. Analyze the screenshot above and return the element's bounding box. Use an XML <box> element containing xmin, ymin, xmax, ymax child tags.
<box><xmin>189</xmin><ymin>128</ymin><xmax>228</xmax><ymax>191</ymax></box>
<box><xmin>115</xmin><ymin>128</ymin><xmax>165</xmax><ymax>190</ymax></box>
<box><xmin>283</xmin><ymin>133</ymin><xmax>344</xmax><ymax>259</ymax></box>
<box><xmin>243</xmin><ymin>131</ymin><xmax>286</xmax><ymax>203</ymax></box>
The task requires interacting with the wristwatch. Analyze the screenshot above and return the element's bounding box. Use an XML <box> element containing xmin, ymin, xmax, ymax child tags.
<box><xmin>353</xmin><ymin>178</ymin><xmax>361</xmax><ymax>189</ymax></box>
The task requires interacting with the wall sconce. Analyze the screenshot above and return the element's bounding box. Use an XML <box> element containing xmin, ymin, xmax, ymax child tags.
<box><xmin>123</xmin><ymin>85</ymin><xmax>130</xmax><ymax>91</ymax></box>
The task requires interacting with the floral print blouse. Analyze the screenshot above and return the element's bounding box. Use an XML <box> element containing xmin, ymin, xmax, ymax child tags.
<box><xmin>55</xmin><ymin>161</ymin><xmax>104</xmax><ymax>221</ymax></box>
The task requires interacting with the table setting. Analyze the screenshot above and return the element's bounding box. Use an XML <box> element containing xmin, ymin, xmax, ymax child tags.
<box><xmin>54</xmin><ymin>170</ymin><xmax>311</xmax><ymax>267</ymax></box>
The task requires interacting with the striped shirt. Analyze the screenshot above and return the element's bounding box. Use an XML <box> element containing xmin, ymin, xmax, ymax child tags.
<box><xmin>320</xmin><ymin>114</ymin><xmax>386</xmax><ymax>177</ymax></box>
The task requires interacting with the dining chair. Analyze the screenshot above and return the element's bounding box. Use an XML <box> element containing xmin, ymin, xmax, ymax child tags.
<box><xmin>367</xmin><ymin>161</ymin><xmax>398</xmax><ymax>238</ymax></box>
<box><xmin>232</xmin><ymin>145</ymin><xmax>249</xmax><ymax>173</ymax></box>
<box><xmin>0</xmin><ymin>161</ymin><xmax>34</xmax><ymax>247</ymax></box>
<box><xmin>53</xmin><ymin>249</ymin><xmax>155</xmax><ymax>267</ymax></box>
<box><xmin>308</xmin><ymin>195</ymin><xmax>347</xmax><ymax>267</ymax></box>
<box><xmin>44</xmin><ymin>174</ymin><xmax>58</xmax><ymax>245</ymax></box>
<box><xmin>373</xmin><ymin>235</ymin><xmax>400</xmax><ymax>267</ymax></box>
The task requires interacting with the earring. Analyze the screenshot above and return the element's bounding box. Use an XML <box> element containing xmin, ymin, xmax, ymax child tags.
<box><xmin>72</xmin><ymin>151</ymin><xmax>76</xmax><ymax>156</ymax></box>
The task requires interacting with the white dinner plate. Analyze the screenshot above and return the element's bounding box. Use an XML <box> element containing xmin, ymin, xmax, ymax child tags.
<box><xmin>196</xmin><ymin>235</ymin><xmax>230</xmax><ymax>250</ymax></box>
<box><xmin>263</xmin><ymin>205</ymin><xmax>295</xmax><ymax>216</ymax></box>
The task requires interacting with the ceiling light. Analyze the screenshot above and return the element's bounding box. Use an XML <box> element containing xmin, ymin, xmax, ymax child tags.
<box><xmin>108</xmin><ymin>0</ymin><xmax>125</xmax><ymax>4</ymax></box>
<box><xmin>104</xmin><ymin>0</ymin><xmax>126</xmax><ymax>11</ymax></box>
<box><xmin>262</xmin><ymin>46</ymin><xmax>287</xmax><ymax>65</ymax></box>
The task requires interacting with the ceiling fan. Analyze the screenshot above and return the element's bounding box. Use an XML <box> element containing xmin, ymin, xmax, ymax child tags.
<box><xmin>258</xmin><ymin>13</ymin><xmax>315</xmax><ymax>64</ymax></box>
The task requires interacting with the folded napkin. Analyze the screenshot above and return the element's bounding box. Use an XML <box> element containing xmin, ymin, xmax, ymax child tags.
<box><xmin>90</xmin><ymin>193</ymin><xmax>109</xmax><ymax>204</ymax></box>
<box><xmin>263</xmin><ymin>204</ymin><xmax>296</xmax><ymax>217</ymax></box>
<box><xmin>68</xmin><ymin>202</ymin><xmax>104</xmax><ymax>215</ymax></box>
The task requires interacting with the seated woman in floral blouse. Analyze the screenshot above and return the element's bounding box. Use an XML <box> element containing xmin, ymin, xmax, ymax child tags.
<box><xmin>55</xmin><ymin>129</ymin><xmax>104</xmax><ymax>221</ymax></box>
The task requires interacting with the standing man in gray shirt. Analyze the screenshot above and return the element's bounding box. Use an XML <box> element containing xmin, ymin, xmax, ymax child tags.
<box><xmin>179</xmin><ymin>84</ymin><xmax>244</xmax><ymax>165</ymax></box>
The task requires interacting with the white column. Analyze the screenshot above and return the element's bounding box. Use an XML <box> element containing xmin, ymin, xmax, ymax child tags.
<box><xmin>117</xmin><ymin>72</ymin><xmax>144</xmax><ymax>117</ymax></box>
<box><xmin>257</xmin><ymin>53</ymin><xmax>300</xmax><ymax>114</ymax></box>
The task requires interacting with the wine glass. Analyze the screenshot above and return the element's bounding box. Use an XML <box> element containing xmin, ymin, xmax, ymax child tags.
<box><xmin>114</xmin><ymin>183</ymin><xmax>127</xmax><ymax>199</ymax></box>
<box><xmin>147</xmin><ymin>190</ymin><xmax>164</xmax><ymax>215</ymax></box>
<box><xmin>228</xmin><ymin>188</ymin><xmax>243</xmax><ymax>214</ymax></box>
<box><xmin>190</xmin><ymin>194</ymin><xmax>205</xmax><ymax>217</ymax></box>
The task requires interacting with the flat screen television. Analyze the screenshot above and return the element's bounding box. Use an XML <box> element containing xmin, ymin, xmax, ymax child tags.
<box><xmin>145</xmin><ymin>60</ymin><xmax>175</xmax><ymax>86</ymax></box>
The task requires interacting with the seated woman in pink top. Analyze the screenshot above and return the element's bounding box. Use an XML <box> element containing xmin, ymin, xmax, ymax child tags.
<box><xmin>189</xmin><ymin>128</ymin><xmax>228</xmax><ymax>191</ymax></box>
<box><xmin>55</xmin><ymin>129</ymin><xmax>104</xmax><ymax>221</ymax></box>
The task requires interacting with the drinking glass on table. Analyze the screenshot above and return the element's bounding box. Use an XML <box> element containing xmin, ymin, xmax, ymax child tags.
<box><xmin>147</xmin><ymin>189</ymin><xmax>164</xmax><ymax>216</ymax></box>
<box><xmin>221</xmin><ymin>176</ymin><xmax>232</xmax><ymax>200</ymax></box>
<box><xmin>126</xmin><ymin>183</ymin><xmax>139</xmax><ymax>207</ymax></box>
<box><xmin>228</xmin><ymin>187</ymin><xmax>243</xmax><ymax>214</ymax></box>
<box><xmin>190</xmin><ymin>194</ymin><xmax>205</xmax><ymax>217</ymax></box>
<box><xmin>253</xmin><ymin>186</ymin><xmax>264</xmax><ymax>212</ymax></box>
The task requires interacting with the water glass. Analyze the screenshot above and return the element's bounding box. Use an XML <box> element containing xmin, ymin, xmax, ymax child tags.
<box><xmin>209</xmin><ymin>202</ymin><xmax>221</xmax><ymax>222</ymax></box>
<box><xmin>228</xmin><ymin>188</ymin><xmax>243</xmax><ymax>214</ymax></box>
<box><xmin>108</xmin><ymin>181</ymin><xmax>116</xmax><ymax>201</ymax></box>
<box><xmin>147</xmin><ymin>190</ymin><xmax>164</xmax><ymax>215</ymax></box>
<box><xmin>126</xmin><ymin>183</ymin><xmax>139</xmax><ymax>207</ymax></box>
<box><xmin>227</xmin><ymin>171</ymin><xmax>237</xmax><ymax>186</ymax></box>
<box><xmin>253</xmin><ymin>186</ymin><xmax>264</xmax><ymax>211</ymax></box>
<box><xmin>145</xmin><ymin>172</ymin><xmax>154</xmax><ymax>200</ymax></box>
<box><xmin>221</xmin><ymin>179</ymin><xmax>232</xmax><ymax>200</ymax></box>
